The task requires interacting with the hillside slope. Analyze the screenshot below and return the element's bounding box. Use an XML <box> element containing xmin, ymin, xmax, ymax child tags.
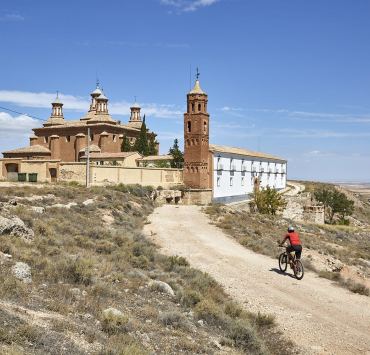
<box><xmin>145</xmin><ymin>205</ymin><xmax>370</xmax><ymax>355</ymax></box>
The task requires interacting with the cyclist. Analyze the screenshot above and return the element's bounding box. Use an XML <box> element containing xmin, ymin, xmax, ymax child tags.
<box><xmin>279</xmin><ymin>226</ymin><xmax>302</xmax><ymax>260</ymax></box>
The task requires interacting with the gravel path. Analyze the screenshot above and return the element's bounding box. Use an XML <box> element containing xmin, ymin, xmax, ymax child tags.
<box><xmin>144</xmin><ymin>205</ymin><xmax>370</xmax><ymax>355</ymax></box>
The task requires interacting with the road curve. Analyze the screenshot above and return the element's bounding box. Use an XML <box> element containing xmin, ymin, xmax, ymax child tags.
<box><xmin>144</xmin><ymin>205</ymin><xmax>370</xmax><ymax>355</ymax></box>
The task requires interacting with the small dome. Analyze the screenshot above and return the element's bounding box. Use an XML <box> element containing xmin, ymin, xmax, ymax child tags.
<box><xmin>189</xmin><ymin>80</ymin><xmax>206</xmax><ymax>95</ymax></box>
<box><xmin>131</xmin><ymin>102</ymin><xmax>140</xmax><ymax>109</ymax></box>
<box><xmin>97</xmin><ymin>92</ymin><xmax>108</xmax><ymax>101</ymax></box>
<box><xmin>91</xmin><ymin>87</ymin><xmax>102</xmax><ymax>96</ymax></box>
<box><xmin>52</xmin><ymin>95</ymin><xmax>63</xmax><ymax>105</ymax></box>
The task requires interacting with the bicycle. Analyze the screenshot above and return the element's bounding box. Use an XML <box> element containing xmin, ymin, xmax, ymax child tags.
<box><xmin>278</xmin><ymin>246</ymin><xmax>304</xmax><ymax>280</ymax></box>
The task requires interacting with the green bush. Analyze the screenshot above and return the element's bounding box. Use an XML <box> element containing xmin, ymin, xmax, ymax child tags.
<box><xmin>253</xmin><ymin>187</ymin><xmax>287</xmax><ymax>215</ymax></box>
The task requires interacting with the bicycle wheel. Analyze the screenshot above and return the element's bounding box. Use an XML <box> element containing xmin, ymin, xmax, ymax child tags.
<box><xmin>293</xmin><ymin>260</ymin><xmax>304</xmax><ymax>280</ymax></box>
<box><xmin>278</xmin><ymin>253</ymin><xmax>288</xmax><ymax>272</ymax></box>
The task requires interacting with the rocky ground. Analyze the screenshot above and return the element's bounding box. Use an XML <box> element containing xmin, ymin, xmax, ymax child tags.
<box><xmin>146</xmin><ymin>205</ymin><xmax>370</xmax><ymax>355</ymax></box>
<box><xmin>0</xmin><ymin>183</ymin><xmax>291</xmax><ymax>355</ymax></box>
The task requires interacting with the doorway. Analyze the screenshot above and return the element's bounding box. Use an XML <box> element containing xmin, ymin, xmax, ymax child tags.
<box><xmin>49</xmin><ymin>168</ymin><xmax>57</xmax><ymax>183</ymax></box>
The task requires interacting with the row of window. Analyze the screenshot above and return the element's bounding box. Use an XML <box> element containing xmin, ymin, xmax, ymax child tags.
<box><xmin>188</xmin><ymin>102</ymin><xmax>207</xmax><ymax>113</ymax></box>
<box><xmin>217</xmin><ymin>175</ymin><xmax>284</xmax><ymax>187</ymax></box>
<box><xmin>216</xmin><ymin>157</ymin><xmax>285</xmax><ymax>173</ymax></box>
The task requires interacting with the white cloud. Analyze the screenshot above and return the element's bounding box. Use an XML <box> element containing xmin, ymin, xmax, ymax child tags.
<box><xmin>160</xmin><ymin>0</ymin><xmax>219</xmax><ymax>12</ymax></box>
<box><xmin>277</xmin><ymin>128</ymin><xmax>370</xmax><ymax>139</ymax></box>
<box><xmin>0</xmin><ymin>112</ymin><xmax>37</xmax><ymax>135</ymax></box>
<box><xmin>0</xmin><ymin>13</ymin><xmax>24</xmax><ymax>22</ymax></box>
<box><xmin>0</xmin><ymin>90</ymin><xmax>88</xmax><ymax>110</ymax></box>
<box><xmin>0</xmin><ymin>90</ymin><xmax>182</xmax><ymax>119</ymax></box>
<box><xmin>0</xmin><ymin>112</ymin><xmax>37</xmax><ymax>154</ymax></box>
<box><xmin>220</xmin><ymin>106</ymin><xmax>242</xmax><ymax>112</ymax></box>
<box><xmin>253</xmin><ymin>107</ymin><xmax>370</xmax><ymax>123</ymax></box>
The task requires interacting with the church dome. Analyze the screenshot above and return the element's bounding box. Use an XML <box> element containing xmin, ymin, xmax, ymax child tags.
<box><xmin>189</xmin><ymin>80</ymin><xmax>206</xmax><ymax>95</ymax></box>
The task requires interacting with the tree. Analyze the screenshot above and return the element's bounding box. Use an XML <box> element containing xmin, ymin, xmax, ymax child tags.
<box><xmin>314</xmin><ymin>187</ymin><xmax>332</xmax><ymax>217</ymax></box>
<box><xmin>315</xmin><ymin>187</ymin><xmax>354</xmax><ymax>224</ymax></box>
<box><xmin>121</xmin><ymin>136</ymin><xmax>131</xmax><ymax>152</ymax></box>
<box><xmin>252</xmin><ymin>186</ymin><xmax>287</xmax><ymax>215</ymax></box>
<box><xmin>133</xmin><ymin>116</ymin><xmax>149</xmax><ymax>156</ymax></box>
<box><xmin>148</xmin><ymin>134</ymin><xmax>158</xmax><ymax>156</ymax></box>
<box><xmin>169</xmin><ymin>138</ymin><xmax>184</xmax><ymax>168</ymax></box>
<box><xmin>328</xmin><ymin>189</ymin><xmax>354</xmax><ymax>223</ymax></box>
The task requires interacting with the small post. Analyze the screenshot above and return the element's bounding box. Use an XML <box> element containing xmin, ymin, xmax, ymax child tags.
<box><xmin>86</xmin><ymin>127</ymin><xmax>90</xmax><ymax>187</ymax></box>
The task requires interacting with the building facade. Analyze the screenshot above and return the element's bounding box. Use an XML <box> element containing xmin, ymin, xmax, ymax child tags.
<box><xmin>183</xmin><ymin>78</ymin><xmax>287</xmax><ymax>203</ymax></box>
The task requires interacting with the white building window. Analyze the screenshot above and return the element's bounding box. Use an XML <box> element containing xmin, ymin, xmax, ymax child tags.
<box><xmin>217</xmin><ymin>177</ymin><xmax>221</xmax><ymax>187</ymax></box>
<box><xmin>230</xmin><ymin>177</ymin><xmax>233</xmax><ymax>186</ymax></box>
<box><xmin>241</xmin><ymin>177</ymin><xmax>245</xmax><ymax>186</ymax></box>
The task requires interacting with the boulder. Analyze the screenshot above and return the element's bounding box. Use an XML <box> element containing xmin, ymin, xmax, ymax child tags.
<box><xmin>82</xmin><ymin>199</ymin><xmax>94</xmax><ymax>206</ymax></box>
<box><xmin>51</xmin><ymin>202</ymin><xmax>78</xmax><ymax>209</ymax></box>
<box><xmin>148</xmin><ymin>280</ymin><xmax>175</xmax><ymax>296</ymax></box>
<box><xmin>31</xmin><ymin>206</ymin><xmax>45</xmax><ymax>214</ymax></box>
<box><xmin>102</xmin><ymin>307</ymin><xmax>124</xmax><ymax>318</ymax></box>
<box><xmin>0</xmin><ymin>215</ymin><xmax>34</xmax><ymax>241</ymax></box>
<box><xmin>0</xmin><ymin>251</ymin><xmax>12</xmax><ymax>265</ymax></box>
<box><xmin>12</xmin><ymin>262</ymin><xmax>32</xmax><ymax>283</ymax></box>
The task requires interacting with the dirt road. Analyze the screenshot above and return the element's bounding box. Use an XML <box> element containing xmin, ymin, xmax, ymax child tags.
<box><xmin>144</xmin><ymin>205</ymin><xmax>370</xmax><ymax>355</ymax></box>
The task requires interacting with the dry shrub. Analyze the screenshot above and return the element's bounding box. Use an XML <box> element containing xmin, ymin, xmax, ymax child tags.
<box><xmin>159</xmin><ymin>311</ymin><xmax>188</xmax><ymax>329</ymax></box>
<box><xmin>194</xmin><ymin>299</ymin><xmax>224</xmax><ymax>326</ymax></box>
<box><xmin>164</xmin><ymin>255</ymin><xmax>189</xmax><ymax>272</ymax></box>
<box><xmin>180</xmin><ymin>289</ymin><xmax>202</xmax><ymax>307</ymax></box>
<box><xmin>226</xmin><ymin>319</ymin><xmax>265</xmax><ymax>355</ymax></box>
<box><xmin>101</xmin><ymin>310</ymin><xmax>129</xmax><ymax>335</ymax></box>
<box><xmin>224</xmin><ymin>301</ymin><xmax>243</xmax><ymax>318</ymax></box>
<box><xmin>318</xmin><ymin>270</ymin><xmax>341</xmax><ymax>281</ymax></box>
<box><xmin>103</xmin><ymin>334</ymin><xmax>148</xmax><ymax>355</ymax></box>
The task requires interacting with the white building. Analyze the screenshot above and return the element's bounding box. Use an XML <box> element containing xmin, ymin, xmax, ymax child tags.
<box><xmin>210</xmin><ymin>145</ymin><xmax>287</xmax><ymax>203</ymax></box>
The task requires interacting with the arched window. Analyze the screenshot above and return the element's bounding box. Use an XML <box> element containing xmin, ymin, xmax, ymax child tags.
<box><xmin>191</xmin><ymin>103</ymin><xmax>195</xmax><ymax>112</ymax></box>
<box><xmin>203</xmin><ymin>121</ymin><xmax>207</xmax><ymax>133</ymax></box>
<box><xmin>198</xmin><ymin>103</ymin><xmax>201</xmax><ymax>112</ymax></box>
<box><xmin>187</xmin><ymin>121</ymin><xmax>191</xmax><ymax>133</ymax></box>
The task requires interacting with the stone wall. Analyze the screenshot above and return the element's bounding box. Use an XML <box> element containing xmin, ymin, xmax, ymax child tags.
<box><xmin>182</xmin><ymin>189</ymin><xmax>212</xmax><ymax>205</ymax></box>
<box><xmin>59</xmin><ymin>163</ymin><xmax>86</xmax><ymax>183</ymax></box>
<box><xmin>303</xmin><ymin>205</ymin><xmax>325</xmax><ymax>225</ymax></box>
<box><xmin>283</xmin><ymin>192</ymin><xmax>324</xmax><ymax>225</ymax></box>
<box><xmin>58</xmin><ymin>163</ymin><xmax>183</xmax><ymax>188</ymax></box>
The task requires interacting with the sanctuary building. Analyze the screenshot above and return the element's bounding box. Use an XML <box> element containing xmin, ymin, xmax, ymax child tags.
<box><xmin>183</xmin><ymin>78</ymin><xmax>287</xmax><ymax>203</ymax></box>
<box><xmin>2</xmin><ymin>84</ymin><xmax>158</xmax><ymax>162</ymax></box>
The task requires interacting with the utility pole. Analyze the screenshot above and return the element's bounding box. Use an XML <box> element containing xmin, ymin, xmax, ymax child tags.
<box><xmin>86</xmin><ymin>127</ymin><xmax>90</xmax><ymax>188</ymax></box>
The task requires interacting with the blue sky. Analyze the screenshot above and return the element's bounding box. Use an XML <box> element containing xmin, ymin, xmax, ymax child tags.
<box><xmin>1</xmin><ymin>0</ymin><xmax>370</xmax><ymax>182</ymax></box>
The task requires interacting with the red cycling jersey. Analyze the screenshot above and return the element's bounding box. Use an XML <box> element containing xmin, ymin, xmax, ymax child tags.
<box><xmin>286</xmin><ymin>232</ymin><xmax>301</xmax><ymax>246</ymax></box>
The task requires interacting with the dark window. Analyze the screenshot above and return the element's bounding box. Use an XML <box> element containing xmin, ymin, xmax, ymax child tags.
<box><xmin>203</xmin><ymin>121</ymin><xmax>207</xmax><ymax>133</ymax></box>
<box><xmin>198</xmin><ymin>103</ymin><xmax>201</xmax><ymax>111</ymax></box>
<box><xmin>90</xmin><ymin>134</ymin><xmax>94</xmax><ymax>141</ymax></box>
<box><xmin>187</xmin><ymin>121</ymin><xmax>191</xmax><ymax>133</ymax></box>
<box><xmin>191</xmin><ymin>103</ymin><xmax>195</xmax><ymax>112</ymax></box>
<box><xmin>66</xmin><ymin>136</ymin><xmax>70</xmax><ymax>142</ymax></box>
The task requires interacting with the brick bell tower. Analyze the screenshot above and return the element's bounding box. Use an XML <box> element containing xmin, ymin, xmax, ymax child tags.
<box><xmin>184</xmin><ymin>70</ymin><xmax>211</xmax><ymax>189</ymax></box>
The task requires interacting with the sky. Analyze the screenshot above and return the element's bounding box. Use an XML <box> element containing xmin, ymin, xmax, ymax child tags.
<box><xmin>0</xmin><ymin>0</ymin><xmax>369</xmax><ymax>182</ymax></box>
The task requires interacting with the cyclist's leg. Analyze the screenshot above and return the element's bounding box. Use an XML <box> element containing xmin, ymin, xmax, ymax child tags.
<box><xmin>294</xmin><ymin>245</ymin><xmax>302</xmax><ymax>260</ymax></box>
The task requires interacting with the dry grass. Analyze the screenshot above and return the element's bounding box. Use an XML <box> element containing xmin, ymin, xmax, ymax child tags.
<box><xmin>0</xmin><ymin>184</ymin><xmax>294</xmax><ymax>354</ymax></box>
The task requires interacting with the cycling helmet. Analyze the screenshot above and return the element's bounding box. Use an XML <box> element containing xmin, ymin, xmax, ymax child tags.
<box><xmin>288</xmin><ymin>226</ymin><xmax>295</xmax><ymax>233</ymax></box>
